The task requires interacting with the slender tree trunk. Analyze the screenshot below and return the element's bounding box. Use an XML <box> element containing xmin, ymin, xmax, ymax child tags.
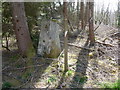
<box><xmin>88</xmin><ymin>1</ymin><xmax>95</xmax><ymax>46</ymax></box>
<box><xmin>77</xmin><ymin>0</ymin><xmax>80</xmax><ymax>30</ymax></box>
<box><xmin>118</xmin><ymin>1</ymin><xmax>120</xmax><ymax>27</ymax></box>
<box><xmin>84</xmin><ymin>2</ymin><xmax>89</xmax><ymax>29</ymax></box>
<box><xmin>63</xmin><ymin>1</ymin><xmax>68</xmax><ymax>72</ymax></box>
<box><xmin>11</xmin><ymin>2</ymin><xmax>35</xmax><ymax>57</ymax></box>
<box><xmin>80</xmin><ymin>0</ymin><xmax>84</xmax><ymax>30</ymax></box>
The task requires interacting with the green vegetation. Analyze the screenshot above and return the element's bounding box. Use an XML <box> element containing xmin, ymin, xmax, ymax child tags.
<box><xmin>22</xmin><ymin>72</ymin><xmax>32</xmax><ymax>80</ymax></box>
<box><xmin>60</xmin><ymin>53</ymin><xmax>64</xmax><ymax>57</ymax></box>
<box><xmin>15</xmin><ymin>64</ymin><xmax>21</xmax><ymax>68</ymax></box>
<box><xmin>2</xmin><ymin>82</ymin><xmax>12</xmax><ymax>89</ymax></box>
<box><xmin>66</xmin><ymin>70</ymin><xmax>74</xmax><ymax>77</ymax></box>
<box><xmin>47</xmin><ymin>75</ymin><xmax>57</xmax><ymax>84</ymax></box>
<box><xmin>26</xmin><ymin>42</ymin><xmax>36</xmax><ymax>58</ymax></box>
<box><xmin>10</xmin><ymin>54</ymin><xmax>20</xmax><ymax>62</ymax></box>
<box><xmin>74</xmin><ymin>75</ymin><xmax>88</xmax><ymax>84</ymax></box>
<box><xmin>99</xmin><ymin>80</ymin><xmax>120</xmax><ymax>89</ymax></box>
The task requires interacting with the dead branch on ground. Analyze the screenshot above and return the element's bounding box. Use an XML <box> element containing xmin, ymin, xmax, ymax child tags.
<box><xmin>60</xmin><ymin>41</ymin><xmax>95</xmax><ymax>51</ymax></box>
<box><xmin>95</xmin><ymin>40</ymin><xmax>115</xmax><ymax>47</ymax></box>
<box><xmin>2</xmin><ymin>64</ymin><xmax>45</xmax><ymax>71</ymax></box>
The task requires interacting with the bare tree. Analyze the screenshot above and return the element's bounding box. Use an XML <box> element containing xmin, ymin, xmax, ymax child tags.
<box><xmin>11</xmin><ymin>2</ymin><xmax>35</xmax><ymax>57</ymax></box>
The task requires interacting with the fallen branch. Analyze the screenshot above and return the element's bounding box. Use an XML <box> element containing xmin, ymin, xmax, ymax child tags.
<box><xmin>60</xmin><ymin>41</ymin><xmax>94</xmax><ymax>51</ymax></box>
<box><xmin>3</xmin><ymin>64</ymin><xmax>45</xmax><ymax>71</ymax></box>
<box><xmin>95</xmin><ymin>40</ymin><xmax>115</xmax><ymax>47</ymax></box>
<box><xmin>110</xmin><ymin>32</ymin><xmax>120</xmax><ymax>37</ymax></box>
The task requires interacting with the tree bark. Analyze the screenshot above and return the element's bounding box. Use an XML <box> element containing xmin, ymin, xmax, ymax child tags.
<box><xmin>77</xmin><ymin>0</ymin><xmax>80</xmax><ymax>30</ymax></box>
<box><xmin>88</xmin><ymin>1</ymin><xmax>95</xmax><ymax>46</ymax></box>
<box><xmin>118</xmin><ymin>1</ymin><xmax>120</xmax><ymax>27</ymax></box>
<box><xmin>80</xmin><ymin>0</ymin><xmax>85</xmax><ymax>30</ymax></box>
<box><xmin>63</xmin><ymin>1</ymin><xmax>68</xmax><ymax>72</ymax></box>
<box><xmin>84</xmin><ymin>2</ymin><xmax>89</xmax><ymax>29</ymax></box>
<box><xmin>11</xmin><ymin>2</ymin><xmax>35</xmax><ymax>57</ymax></box>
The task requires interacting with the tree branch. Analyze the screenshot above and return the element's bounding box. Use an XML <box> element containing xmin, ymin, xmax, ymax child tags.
<box><xmin>2</xmin><ymin>45</ymin><xmax>10</xmax><ymax>51</ymax></box>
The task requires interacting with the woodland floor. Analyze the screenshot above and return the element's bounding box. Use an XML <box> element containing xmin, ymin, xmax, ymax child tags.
<box><xmin>2</xmin><ymin>25</ymin><xmax>119</xmax><ymax>88</ymax></box>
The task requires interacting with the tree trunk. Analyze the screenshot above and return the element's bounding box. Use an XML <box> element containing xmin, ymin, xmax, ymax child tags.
<box><xmin>37</xmin><ymin>20</ymin><xmax>61</xmax><ymax>58</ymax></box>
<box><xmin>11</xmin><ymin>2</ymin><xmax>35</xmax><ymax>57</ymax></box>
<box><xmin>118</xmin><ymin>1</ymin><xmax>120</xmax><ymax>27</ymax></box>
<box><xmin>77</xmin><ymin>0</ymin><xmax>80</xmax><ymax>30</ymax></box>
<box><xmin>63</xmin><ymin>1</ymin><xmax>68</xmax><ymax>72</ymax></box>
<box><xmin>88</xmin><ymin>1</ymin><xmax>95</xmax><ymax>46</ymax></box>
<box><xmin>80</xmin><ymin>0</ymin><xmax>85</xmax><ymax>30</ymax></box>
<box><xmin>84</xmin><ymin>2</ymin><xmax>89</xmax><ymax>29</ymax></box>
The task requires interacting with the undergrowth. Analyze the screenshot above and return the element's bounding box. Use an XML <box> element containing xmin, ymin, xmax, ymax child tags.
<box><xmin>99</xmin><ymin>80</ymin><xmax>120</xmax><ymax>89</ymax></box>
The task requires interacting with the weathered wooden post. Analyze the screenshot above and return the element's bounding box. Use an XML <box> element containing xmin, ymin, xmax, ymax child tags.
<box><xmin>37</xmin><ymin>20</ymin><xmax>61</xmax><ymax>58</ymax></box>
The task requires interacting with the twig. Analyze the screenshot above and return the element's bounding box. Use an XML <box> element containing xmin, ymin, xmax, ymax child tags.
<box><xmin>44</xmin><ymin>57</ymin><xmax>59</xmax><ymax>61</ymax></box>
<box><xmin>94</xmin><ymin>23</ymin><xmax>102</xmax><ymax>32</ymax></box>
<box><xmin>46</xmin><ymin>83</ymin><xmax>51</xmax><ymax>90</ymax></box>
<box><xmin>58</xmin><ymin>49</ymin><xmax>64</xmax><ymax>59</ymax></box>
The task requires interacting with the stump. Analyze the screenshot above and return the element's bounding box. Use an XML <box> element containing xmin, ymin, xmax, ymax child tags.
<box><xmin>37</xmin><ymin>20</ymin><xmax>61</xmax><ymax>58</ymax></box>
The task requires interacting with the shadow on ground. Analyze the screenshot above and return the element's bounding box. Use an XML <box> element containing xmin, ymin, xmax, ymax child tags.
<box><xmin>2</xmin><ymin>49</ymin><xmax>54</xmax><ymax>88</ymax></box>
<box><xmin>56</xmin><ymin>41</ymin><xmax>90</xmax><ymax>88</ymax></box>
<box><xmin>69</xmin><ymin>41</ymin><xmax>90</xmax><ymax>88</ymax></box>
